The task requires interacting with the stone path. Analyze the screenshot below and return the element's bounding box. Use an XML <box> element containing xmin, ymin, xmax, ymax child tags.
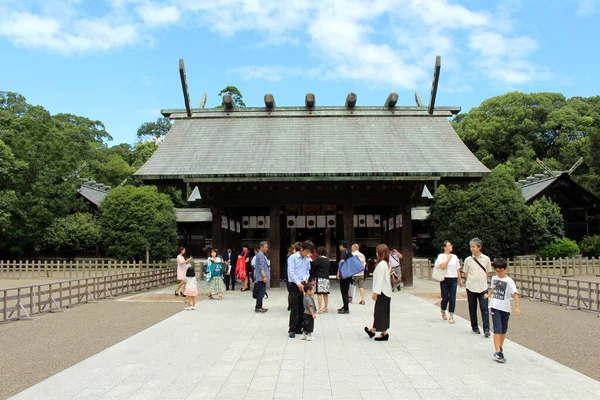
<box><xmin>10</xmin><ymin>282</ymin><xmax>600</xmax><ymax>400</ymax></box>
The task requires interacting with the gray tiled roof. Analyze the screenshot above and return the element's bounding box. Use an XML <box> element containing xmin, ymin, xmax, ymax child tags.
<box><xmin>134</xmin><ymin>110</ymin><xmax>489</xmax><ymax>181</ymax></box>
<box><xmin>520</xmin><ymin>176</ymin><xmax>557</xmax><ymax>202</ymax></box>
<box><xmin>78</xmin><ymin>183</ymin><xmax>109</xmax><ymax>206</ymax></box>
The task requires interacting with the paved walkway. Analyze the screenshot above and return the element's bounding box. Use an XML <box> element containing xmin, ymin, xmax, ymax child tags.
<box><xmin>10</xmin><ymin>282</ymin><xmax>600</xmax><ymax>400</ymax></box>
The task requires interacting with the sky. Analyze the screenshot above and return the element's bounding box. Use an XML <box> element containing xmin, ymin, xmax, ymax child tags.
<box><xmin>0</xmin><ymin>0</ymin><xmax>598</xmax><ymax>145</ymax></box>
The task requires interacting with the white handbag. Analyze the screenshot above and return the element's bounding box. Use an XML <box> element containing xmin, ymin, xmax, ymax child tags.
<box><xmin>431</xmin><ymin>266</ymin><xmax>446</xmax><ymax>282</ymax></box>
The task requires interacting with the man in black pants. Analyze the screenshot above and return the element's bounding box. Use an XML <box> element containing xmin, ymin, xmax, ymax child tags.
<box><xmin>222</xmin><ymin>244</ymin><xmax>238</xmax><ymax>291</ymax></box>
<box><xmin>287</xmin><ymin>241</ymin><xmax>314</xmax><ymax>338</ymax></box>
<box><xmin>337</xmin><ymin>240</ymin><xmax>352</xmax><ymax>314</ymax></box>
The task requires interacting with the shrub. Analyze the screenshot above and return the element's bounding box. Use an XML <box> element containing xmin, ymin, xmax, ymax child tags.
<box><xmin>536</xmin><ymin>238</ymin><xmax>580</xmax><ymax>258</ymax></box>
<box><xmin>524</xmin><ymin>197</ymin><xmax>565</xmax><ymax>251</ymax></box>
<box><xmin>579</xmin><ymin>235</ymin><xmax>600</xmax><ymax>257</ymax></box>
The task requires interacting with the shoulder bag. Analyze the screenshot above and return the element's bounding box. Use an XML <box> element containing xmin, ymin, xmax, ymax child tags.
<box><xmin>472</xmin><ymin>257</ymin><xmax>488</xmax><ymax>273</ymax></box>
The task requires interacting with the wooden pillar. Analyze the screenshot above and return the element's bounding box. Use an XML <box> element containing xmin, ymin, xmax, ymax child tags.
<box><xmin>343</xmin><ymin>187</ymin><xmax>355</xmax><ymax>243</ymax></box>
<box><xmin>211</xmin><ymin>207</ymin><xmax>224</xmax><ymax>253</ymax></box>
<box><xmin>269</xmin><ymin>189</ymin><xmax>281</xmax><ymax>288</ymax></box>
<box><xmin>401</xmin><ymin>201</ymin><xmax>413</xmax><ymax>287</ymax></box>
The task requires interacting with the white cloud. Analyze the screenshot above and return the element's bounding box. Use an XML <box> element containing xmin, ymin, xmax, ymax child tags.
<box><xmin>0</xmin><ymin>0</ymin><xmax>552</xmax><ymax>88</ymax></box>
<box><xmin>575</xmin><ymin>0</ymin><xmax>597</xmax><ymax>15</ymax></box>
<box><xmin>137</xmin><ymin>3</ymin><xmax>180</xmax><ymax>27</ymax></box>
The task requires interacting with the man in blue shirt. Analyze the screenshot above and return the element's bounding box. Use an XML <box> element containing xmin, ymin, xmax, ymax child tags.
<box><xmin>254</xmin><ymin>241</ymin><xmax>270</xmax><ymax>313</ymax></box>
<box><xmin>287</xmin><ymin>240</ymin><xmax>314</xmax><ymax>337</ymax></box>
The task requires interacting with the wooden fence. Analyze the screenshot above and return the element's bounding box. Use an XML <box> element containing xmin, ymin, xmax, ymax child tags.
<box><xmin>412</xmin><ymin>257</ymin><xmax>600</xmax><ymax>278</ymax></box>
<box><xmin>1</xmin><ymin>267</ymin><xmax>179</xmax><ymax>323</ymax></box>
<box><xmin>0</xmin><ymin>259</ymin><xmax>201</xmax><ymax>280</ymax></box>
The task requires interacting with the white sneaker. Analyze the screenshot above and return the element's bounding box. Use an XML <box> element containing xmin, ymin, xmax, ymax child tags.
<box><xmin>191</xmin><ymin>306</ymin><xmax>196</xmax><ymax>310</ymax></box>
<box><xmin>307</xmin><ymin>335</ymin><xmax>314</xmax><ymax>341</ymax></box>
<box><xmin>300</xmin><ymin>334</ymin><xmax>307</xmax><ymax>340</ymax></box>
<box><xmin>184</xmin><ymin>306</ymin><xmax>191</xmax><ymax>310</ymax></box>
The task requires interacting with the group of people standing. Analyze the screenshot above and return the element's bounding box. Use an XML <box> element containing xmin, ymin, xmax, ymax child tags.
<box><xmin>435</xmin><ymin>237</ymin><xmax>521</xmax><ymax>363</ymax></box>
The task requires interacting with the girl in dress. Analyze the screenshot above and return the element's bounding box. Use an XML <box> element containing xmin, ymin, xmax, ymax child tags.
<box><xmin>206</xmin><ymin>249</ymin><xmax>226</xmax><ymax>300</ymax></box>
<box><xmin>184</xmin><ymin>266</ymin><xmax>198</xmax><ymax>310</ymax></box>
<box><xmin>364</xmin><ymin>244</ymin><xmax>392</xmax><ymax>341</ymax></box>
<box><xmin>175</xmin><ymin>247</ymin><xmax>193</xmax><ymax>297</ymax></box>
<box><xmin>236</xmin><ymin>245</ymin><xmax>251</xmax><ymax>291</ymax></box>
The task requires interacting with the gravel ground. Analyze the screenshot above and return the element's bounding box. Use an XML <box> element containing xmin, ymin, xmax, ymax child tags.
<box><xmin>451</xmin><ymin>298</ymin><xmax>600</xmax><ymax>381</ymax></box>
<box><xmin>0</xmin><ymin>299</ymin><xmax>182</xmax><ymax>399</ymax></box>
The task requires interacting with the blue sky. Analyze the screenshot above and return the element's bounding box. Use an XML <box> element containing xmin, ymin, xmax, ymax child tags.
<box><xmin>0</xmin><ymin>0</ymin><xmax>598</xmax><ymax>145</ymax></box>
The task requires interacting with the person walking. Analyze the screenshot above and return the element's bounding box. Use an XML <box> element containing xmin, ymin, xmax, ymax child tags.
<box><xmin>351</xmin><ymin>244</ymin><xmax>367</xmax><ymax>305</ymax></box>
<box><xmin>206</xmin><ymin>249</ymin><xmax>226</xmax><ymax>300</ymax></box>
<box><xmin>435</xmin><ymin>241</ymin><xmax>464</xmax><ymax>324</ymax></box>
<box><xmin>175</xmin><ymin>247</ymin><xmax>193</xmax><ymax>297</ymax></box>
<box><xmin>364</xmin><ymin>244</ymin><xmax>392</xmax><ymax>341</ymax></box>
<box><xmin>183</xmin><ymin>266</ymin><xmax>198</xmax><ymax>310</ymax></box>
<box><xmin>254</xmin><ymin>241</ymin><xmax>270</xmax><ymax>313</ymax></box>
<box><xmin>223</xmin><ymin>245</ymin><xmax>238</xmax><ymax>291</ymax></box>
<box><xmin>287</xmin><ymin>240</ymin><xmax>314</xmax><ymax>337</ymax></box>
<box><xmin>464</xmin><ymin>238</ymin><xmax>492</xmax><ymax>337</ymax></box>
<box><xmin>389</xmin><ymin>248</ymin><xmax>402</xmax><ymax>292</ymax></box>
<box><xmin>336</xmin><ymin>240</ymin><xmax>352</xmax><ymax>314</ymax></box>
<box><xmin>237</xmin><ymin>244</ymin><xmax>251</xmax><ymax>291</ymax></box>
<box><xmin>311</xmin><ymin>246</ymin><xmax>330</xmax><ymax>313</ymax></box>
<box><xmin>485</xmin><ymin>258</ymin><xmax>521</xmax><ymax>363</ymax></box>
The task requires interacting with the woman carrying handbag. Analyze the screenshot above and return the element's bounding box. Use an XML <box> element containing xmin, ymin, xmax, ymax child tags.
<box><xmin>434</xmin><ymin>241</ymin><xmax>464</xmax><ymax>324</ymax></box>
<box><xmin>364</xmin><ymin>244</ymin><xmax>393</xmax><ymax>341</ymax></box>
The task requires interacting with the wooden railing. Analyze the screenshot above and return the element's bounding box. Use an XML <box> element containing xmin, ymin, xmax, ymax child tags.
<box><xmin>1</xmin><ymin>268</ymin><xmax>179</xmax><ymax>323</ymax></box>
<box><xmin>0</xmin><ymin>259</ymin><xmax>206</xmax><ymax>279</ymax></box>
<box><xmin>512</xmin><ymin>273</ymin><xmax>600</xmax><ymax>313</ymax></box>
<box><xmin>413</xmin><ymin>257</ymin><xmax>600</xmax><ymax>278</ymax></box>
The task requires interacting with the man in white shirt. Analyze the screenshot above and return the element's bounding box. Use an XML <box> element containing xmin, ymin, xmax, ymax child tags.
<box><xmin>463</xmin><ymin>238</ymin><xmax>492</xmax><ymax>337</ymax></box>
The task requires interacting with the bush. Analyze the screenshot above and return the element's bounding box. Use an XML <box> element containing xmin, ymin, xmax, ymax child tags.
<box><xmin>536</xmin><ymin>238</ymin><xmax>580</xmax><ymax>258</ymax></box>
<box><xmin>99</xmin><ymin>186</ymin><xmax>177</xmax><ymax>261</ymax></box>
<box><xmin>43</xmin><ymin>213</ymin><xmax>101</xmax><ymax>259</ymax></box>
<box><xmin>524</xmin><ymin>197</ymin><xmax>565</xmax><ymax>251</ymax></box>
<box><xmin>579</xmin><ymin>235</ymin><xmax>600</xmax><ymax>257</ymax></box>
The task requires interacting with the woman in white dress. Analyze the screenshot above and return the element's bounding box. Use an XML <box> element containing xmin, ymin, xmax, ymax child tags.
<box><xmin>364</xmin><ymin>244</ymin><xmax>393</xmax><ymax>341</ymax></box>
<box><xmin>175</xmin><ymin>247</ymin><xmax>193</xmax><ymax>297</ymax></box>
<box><xmin>434</xmin><ymin>241</ymin><xmax>464</xmax><ymax>324</ymax></box>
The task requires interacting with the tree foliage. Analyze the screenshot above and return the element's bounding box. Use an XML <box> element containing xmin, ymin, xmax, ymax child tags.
<box><xmin>44</xmin><ymin>213</ymin><xmax>101</xmax><ymax>259</ymax></box>
<box><xmin>524</xmin><ymin>197</ymin><xmax>565</xmax><ymax>251</ymax></box>
<box><xmin>99</xmin><ymin>186</ymin><xmax>177</xmax><ymax>261</ymax></box>
<box><xmin>454</xmin><ymin>92</ymin><xmax>600</xmax><ymax>195</ymax></box>
<box><xmin>218</xmin><ymin>86</ymin><xmax>246</xmax><ymax>107</ymax></box>
<box><xmin>136</xmin><ymin>117</ymin><xmax>172</xmax><ymax>141</ymax></box>
<box><xmin>428</xmin><ymin>165</ymin><xmax>528</xmax><ymax>259</ymax></box>
<box><xmin>579</xmin><ymin>235</ymin><xmax>600</xmax><ymax>257</ymax></box>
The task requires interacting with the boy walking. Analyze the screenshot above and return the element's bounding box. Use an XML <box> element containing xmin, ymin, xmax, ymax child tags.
<box><xmin>302</xmin><ymin>283</ymin><xmax>317</xmax><ymax>341</ymax></box>
<box><xmin>485</xmin><ymin>258</ymin><xmax>521</xmax><ymax>363</ymax></box>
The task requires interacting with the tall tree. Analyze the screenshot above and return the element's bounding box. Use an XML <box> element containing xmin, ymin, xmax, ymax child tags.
<box><xmin>136</xmin><ymin>117</ymin><xmax>172</xmax><ymax>141</ymax></box>
<box><xmin>218</xmin><ymin>86</ymin><xmax>246</xmax><ymax>107</ymax></box>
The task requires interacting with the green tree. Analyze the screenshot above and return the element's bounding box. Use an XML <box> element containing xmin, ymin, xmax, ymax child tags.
<box><xmin>136</xmin><ymin>117</ymin><xmax>172</xmax><ymax>141</ymax></box>
<box><xmin>44</xmin><ymin>213</ymin><xmax>101</xmax><ymax>259</ymax></box>
<box><xmin>218</xmin><ymin>86</ymin><xmax>246</xmax><ymax>107</ymax></box>
<box><xmin>428</xmin><ymin>164</ymin><xmax>527</xmax><ymax>259</ymax></box>
<box><xmin>99</xmin><ymin>186</ymin><xmax>177</xmax><ymax>261</ymax></box>
<box><xmin>130</xmin><ymin>141</ymin><xmax>158</xmax><ymax>169</ymax></box>
<box><xmin>524</xmin><ymin>197</ymin><xmax>565</xmax><ymax>251</ymax></box>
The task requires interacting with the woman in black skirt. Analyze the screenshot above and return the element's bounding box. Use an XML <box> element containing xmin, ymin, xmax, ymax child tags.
<box><xmin>365</xmin><ymin>244</ymin><xmax>392</xmax><ymax>341</ymax></box>
<box><xmin>311</xmin><ymin>246</ymin><xmax>331</xmax><ymax>313</ymax></box>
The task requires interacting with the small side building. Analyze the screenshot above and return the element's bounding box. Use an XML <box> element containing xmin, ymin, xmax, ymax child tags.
<box><xmin>518</xmin><ymin>171</ymin><xmax>600</xmax><ymax>241</ymax></box>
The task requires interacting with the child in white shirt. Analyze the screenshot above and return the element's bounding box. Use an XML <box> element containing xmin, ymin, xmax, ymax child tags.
<box><xmin>485</xmin><ymin>258</ymin><xmax>521</xmax><ymax>363</ymax></box>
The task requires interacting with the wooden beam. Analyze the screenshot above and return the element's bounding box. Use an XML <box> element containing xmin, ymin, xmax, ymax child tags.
<box><xmin>385</xmin><ymin>92</ymin><xmax>398</xmax><ymax>108</ymax></box>
<box><xmin>414</xmin><ymin>92</ymin><xmax>423</xmax><ymax>107</ymax></box>
<box><xmin>264</xmin><ymin>94</ymin><xmax>276</xmax><ymax>109</ymax></box>
<box><xmin>269</xmin><ymin>189</ymin><xmax>281</xmax><ymax>288</ymax></box>
<box><xmin>199</xmin><ymin>92</ymin><xmax>207</xmax><ymax>109</ymax></box>
<box><xmin>178</xmin><ymin>59</ymin><xmax>192</xmax><ymax>117</ymax></box>
<box><xmin>305</xmin><ymin>93</ymin><xmax>315</xmax><ymax>108</ymax></box>
<box><xmin>222</xmin><ymin>94</ymin><xmax>235</xmax><ymax>110</ymax></box>
<box><xmin>345</xmin><ymin>92</ymin><xmax>357</xmax><ymax>108</ymax></box>
<box><xmin>428</xmin><ymin>56</ymin><xmax>441</xmax><ymax>115</ymax></box>
<box><xmin>401</xmin><ymin>200</ymin><xmax>413</xmax><ymax>287</ymax></box>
